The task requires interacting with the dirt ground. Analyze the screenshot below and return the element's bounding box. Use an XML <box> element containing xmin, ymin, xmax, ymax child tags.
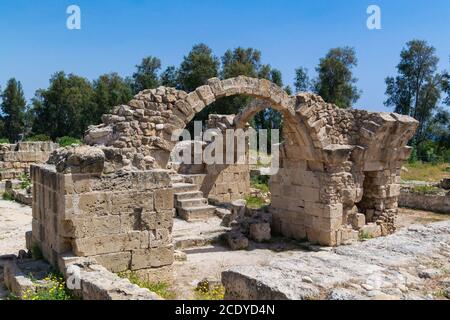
<box><xmin>0</xmin><ymin>198</ymin><xmax>448</xmax><ymax>300</ymax></box>
<box><xmin>172</xmin><ymin>208</ymin><xmax>450</xmax><ymax>299</ymax></box>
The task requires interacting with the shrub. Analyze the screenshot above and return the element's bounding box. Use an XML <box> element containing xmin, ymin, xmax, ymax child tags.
<box><xmin>0</xmin><ymin>138</ymin><xmax>9</xmax><ymax>144</ymax></box>
<box><xmin>57</xmin><ymin>136</ymin><xmax>82</xmax><ymax>147</ymax></box>
<box><xmin>25</xmin><ymin>134</ymin><xmax>51</xmax><ymax>142</ymax></box>
<box><xmin>250</xmin><ymin>175</ymin><xmax>269</xmax><ymax>192</ymax></box>
<box><xmin>2</xmin><ymin>191</ymin><xmax>13</xmax><ymax>201</ymax></box>
<box><xmin>20</xmin><ymin>173</ymin><xmax>32</xmax><ymax>190</ymax></box>
<box><xmin>245</xmin><ymin>195</ymin><xmax>266</xmax><ymax>209</ymax></box>
<box><xmin>359</xmin><ymin>231</ymin><xmax>373</xmax><ymax>241</ymax></box>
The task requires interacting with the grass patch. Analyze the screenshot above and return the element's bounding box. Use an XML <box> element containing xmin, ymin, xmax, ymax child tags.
<box><xmin>0</xmin><ymin>138</ymin><xmax>9</xmax><ymax>144</ymax></box>
<box><xmin>412</xmin><ymin>185</ymin><xmax>440</xmax><ymax>194</ymax></box>
<box><xmin>359</xmin><ymin>231</ymin><xmax>373</xmax><ymax>241</ymax></box>
<box><xmin>21</xmin><ymin>273</ymin><xmax>74</xmax><ymax>300</ymax></box>
<box><xmin>245</xmin><ymin>195</ymin><xmax>266</xmax><ymax>209</ymax></box>
<box><xmin>57</xmin><ymin>136</ymin><xmax>82</xmax><ymax>147</ymax></box>
<box><xmin>251</xmin><ymin>181</ymin><xmax>269</xmax><ymax>193</ymax></box>
<box><xmin>402</xmin><ymin>162</ymin><xmax>449</xmax><ymax>182</ymax></box>
<box><xmin>194</xmin><ymin>280</ymin><xmax>225</xmax><ymax>300</ymax></box>
<box><xmin>117</xmin><ymin>271</ymin><xmax>176</xmax><ymax>299</ymax></box>
<box><xmin>2</xmin><ymin>191</ymin><xmax>13</xmax><ymax>201</ymax></box>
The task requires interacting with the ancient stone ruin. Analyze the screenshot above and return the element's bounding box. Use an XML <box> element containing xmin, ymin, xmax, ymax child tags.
<box><xmin>0</xmin><ymin>141</ymin><xmax>58</xmax><ymax>181</ymax></box>
<box><xmin>28</xmin><ymin>76</ymin><xmax>418</xmax><ymax>283</ymax></box>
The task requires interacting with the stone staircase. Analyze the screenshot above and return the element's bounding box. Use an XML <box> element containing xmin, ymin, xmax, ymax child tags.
<box><xmin>171</xmin><ymin>174</ymin><xmax>217</xmax><ymax>222</ymax></box>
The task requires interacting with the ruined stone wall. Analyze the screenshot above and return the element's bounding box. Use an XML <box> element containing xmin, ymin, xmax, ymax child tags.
<box><xmin>0</xmin><ymin>142</ymin><xmax>58</xmax><ymax>180</ymax></box>
<box><xmin>30</xmin><ymin>146</ymin><xmax>174</xmax><ymax>276</ymax></box>
<box><xmin>83</xmin><ymin>76</ymin><xmax>418</xmax><ymax>246</ymax></box>
<box><xmin>202</xmin><ymin>115</ymin><xmax>250</xmax><ymax>203</ymax></box>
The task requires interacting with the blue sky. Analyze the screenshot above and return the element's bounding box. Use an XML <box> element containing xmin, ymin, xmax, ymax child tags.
<box><xmin>1</xmin><ymin>0</ymin><xmax>450</xmax><ymax>112</ymax></box>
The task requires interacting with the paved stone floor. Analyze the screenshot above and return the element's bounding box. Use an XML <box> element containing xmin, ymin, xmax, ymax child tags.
<box><xmin>0</xmin><ymin>199</ymin><xmax>449</xmax><ymax>300</ymax></box>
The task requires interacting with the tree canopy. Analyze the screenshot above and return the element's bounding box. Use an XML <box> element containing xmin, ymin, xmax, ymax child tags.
<box><xmin>1</xmin><ymin>78</ymin><xmax>26</xmax><ymax>142</ymax></box>
<box><xmin>313</xmin><ymin>47</ymin><xmax>360</xmax><ymax>109</ymax></box>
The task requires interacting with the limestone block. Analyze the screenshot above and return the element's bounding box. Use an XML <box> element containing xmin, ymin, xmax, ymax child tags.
<box><xmin>387</xmin><ymin>184</ymin><xmax>401</xmax><ymax>197</ymax></box>
<box><xmin>3</xmin><ymin>260</ymin><xmax>37</xmax><ymax>298</ymax></box>
<box><xmin>195</xmin><ymin>85</ymin><xmax>215</xmax><ymax>105</ymax></box>
<box><xmin>154</xmin><ymin>188</ymin><xmax>174</xmax><ymax>211</ymax></box>
<box><xmin>207</xmin><ymin>77</ymin><xmax>225</xmax><ymax>97</ymax></box>
<box><xmin>185</xmin><ymin>91</ymin><xmax>205</xmax><ymax>113</ymax></box>
<box><xmin>73</xmin><ymin>232</ymin><xmax>140</xmax><ymax>256</ymax></box>
<box><xmin>351</xmin><ymin>213</ymin><xmax>366</xmax><ymax>230</ymax></box>
<box><xmin>149</xmin><ymin>228</ymin><xmax>172</xmax><ymax>248</ymax></box>
<box><xmin>111</xmin><ymin>191</ymin><xmax>153</xmax><ymax>215</ymax></box>
<box><xmin>77</xmin><ymin>192</ymin><xmax>111</xmax><ymax>215</ymax></box>
<box><xmin>249</xmin><ymin>223</ymin><xmax>271</xmax><ymax>242</ymax></box>
<box><xmin>298</xmin><ymin>186</ymin><xmax>320</xmax><ymax>202</ymax></box>
<box><xmin>62</xmin><ymin>215</ymin><xmax>121</xmax><ymax>238</ymax></box>
<box><xmin>227</xmin><ymin>232</ymin><xmax>249</xmax><ymax>250</ymax></box>
<box><xmin>130</xmin><ymin>244</ymin><xmax>174</xmax><ymax>270</ymax></box>
<box><xmin>92</xmin><ymin>252</ymin><xmax>132</xmax><ymax>273</ymax></box>
<box><xmin>360</xmin><ymin>223</ymin><xmax>382</xmax><ymax>238</ymax></box>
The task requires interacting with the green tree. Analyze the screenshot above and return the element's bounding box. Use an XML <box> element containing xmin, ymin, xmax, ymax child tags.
<box><xmin>294</xmin><ymin>67</ymin><xmax>311</xmax><ymax>92</ymax></box>
<box><xmin>132</xmin><ymin>56</ymin><xmax>161</xmax><ymax>93</ymax></box>
<box><xmin>314</xmin><ymin>47</ymin><xmax>360</xmax><ymax>108</ymax></box>
<box><xmin>384</xmin><ymin>40</ymin><xmax>442</xmax><ymax>145</ymax></box>
<box><xmin>208</xmin><ymin>47</ymin><xmax>270</xmax><ymax>117</ymax></box>
<box><xmin>178</xmin><ymin>43</ymin><xmax>219</xmax><ymax>92</ymax></box>
<box><xmin>160</xmin><ymin>66</ymin><xmax>179</xmax><ymax>88</ymax></box>
<box><xmin>1</xmin><ymin>78</ymin><xmax>26</xmax><ymax>142</ymax></box>
<box><xmin>426</xmin><ymin>108</ymin><xmax>450</xmax><ymax>158</ymax></box>
<box><xmin>93</xmin><ymin>73</ymin><xmax>133</xmax><ymax>124</ymax></box>
<box><xmin>31</xmin><ymin>72</ymin><xmax>96</xmax><ymax>139</ymax></box>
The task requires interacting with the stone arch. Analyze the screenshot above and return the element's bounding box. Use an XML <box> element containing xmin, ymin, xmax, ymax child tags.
<box><xmin>83</xmin><ymin>76</ymin><xmax>419</xmax><ymax>246</ymax></box>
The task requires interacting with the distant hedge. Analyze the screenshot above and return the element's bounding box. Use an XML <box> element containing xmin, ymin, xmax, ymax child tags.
<box><xmin>57</xmin><ymin>136</ymin><xmax>82</xmax><ymax>147</ymax></box>
<box><xmin>25</xmin><ymin>134</ymin><xmax>51</xmax><ymax>142</ymax></box>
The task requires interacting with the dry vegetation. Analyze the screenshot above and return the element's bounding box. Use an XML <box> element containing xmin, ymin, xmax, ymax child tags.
<box><xmin>401</xmin><ymin>162</ymin><xmax>450</xmax><ymax>182</ymax></box>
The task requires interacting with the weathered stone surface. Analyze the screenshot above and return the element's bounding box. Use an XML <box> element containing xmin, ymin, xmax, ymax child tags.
<box><xmin>60</xmin><ymin>254</ymin><xmax>161</xmax><ymax>300</ymax></box>
<box><xmin>222</xmin><ymin>221</ymin><xmax>450</xmax><ymax>300</ymax></box>
<box><xmin>0</xmin><ymin>141</ymin><xmax>57</xmax><ymax>181</ymax></box>
<box><xmin>399</xmin><ymin>184</ymin><xmax>450</xmax><ymax>214</ymax></box>
<box><xmin>249</xmin><ymin>223</ymin><xmax>271</xmax><ymax>242</ymax></box>
<box><xmin>227</xmin><ymin>232</ymin><xmax>249</xmax><ymax>250</ymax></box>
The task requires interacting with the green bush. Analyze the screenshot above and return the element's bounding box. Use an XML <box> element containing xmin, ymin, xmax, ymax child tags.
<box><xmin>57</xmin><ymin>136</ymin><xmax>82</xmax><ymax>147</ymax></box>
<box><xmin>2</xmin><ymin>191</ymin><xmax>13</xmax><ymax>201</ymax></box>
<box><xmin>25</xmin><ymin>134</ymin><xmax>51</xmax><ymax>142</ymax></box>
<box><xmin>0</xmin><ymin>138</ymin><xmax>9</xmax><ymax>144</ymax></box>
<box><xmin>20</xmin><ymin>173</ymin><xmax>32</xmax><ymax>190</ymax></box>
<box><xmin>245</xmin><ymin>195</ymin><xmax>266</xmax><ymax>209</ymax></box>
<box><xmin>250</xmin><ymin>175</ymin><xmax>269</xmax><ymax>192</ymax></box>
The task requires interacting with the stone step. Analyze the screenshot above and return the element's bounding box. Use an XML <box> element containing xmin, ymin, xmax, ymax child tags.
<box><xmin>174</xmin><ymin>191</ymin><xmax>204</xmax><ymax>201</ymax></box>
<box><xmin>176</xmin><ymin>198</ymin><xmax>208</xmax><ymax>208</ymax></box>
<box><xmin>172</xmin><ymin>183</ymin><xmax>199</xmax><ymax>193</ymax></box>
<box><xmin>178</xmin><ymin>205</ymin><xmax>217</xmax><ymax>222</ymax></box>
<box><xmin>170</xmin><ymin>175</ymin><xmax>184</xmax><ymax>183</ymax></box>
<box><xmin>182</xmin><ymin>174</ymin><xmax>207</xmax><ymax>186</ymax></box>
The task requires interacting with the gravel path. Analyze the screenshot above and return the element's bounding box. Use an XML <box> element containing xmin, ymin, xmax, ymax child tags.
<box><xmin>0</xmin><ymin>199</ymin><xmax>32</xmax><ymax>300</ymax></box>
